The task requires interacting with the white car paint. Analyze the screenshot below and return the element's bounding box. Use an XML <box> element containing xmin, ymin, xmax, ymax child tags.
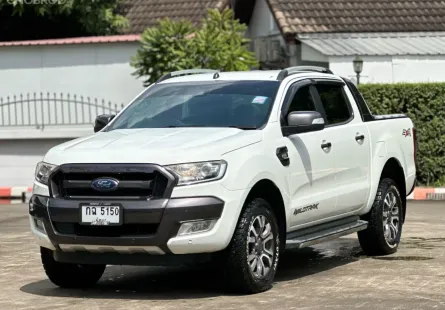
<box><xmin>32</xmin><ymin>70</ymin><xmax>416</xmax><ymax>255</ymax></box>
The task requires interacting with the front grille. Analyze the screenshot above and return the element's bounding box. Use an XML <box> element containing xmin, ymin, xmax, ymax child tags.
<box><xmin>49</xmin><ymin>164</ymin><xmax>172</xmax><ymax>200</ymax></box>
<box><xmin>53</xmin><ymin>222</ymin><xmax>158</xmax><ymax>237</ymax></box>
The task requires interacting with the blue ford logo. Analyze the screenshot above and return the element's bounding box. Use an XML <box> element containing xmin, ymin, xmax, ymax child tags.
<box><xmin>91</xmin><ymin>178</ymin><xmax>119</xmax><ymax>192</ymax></box>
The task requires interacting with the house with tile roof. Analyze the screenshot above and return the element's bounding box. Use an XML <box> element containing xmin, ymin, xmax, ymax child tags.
<box><xmin>120</xmin><ymin>0</ymin><xmax>445</xmax><ymax>84</ymax></box>
<box><xmin>234</xmin><ymin>0</ymin><xmax>445</xmax><ymax>84</ymax></box>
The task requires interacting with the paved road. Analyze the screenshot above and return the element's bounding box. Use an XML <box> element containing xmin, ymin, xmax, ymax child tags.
<box><xmin>1</xmin><ymin>202</ymin><xmax>445</xmax><ymax>310</ymax></box>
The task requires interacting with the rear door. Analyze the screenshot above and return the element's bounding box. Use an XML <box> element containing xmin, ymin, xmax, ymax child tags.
<box><xmin>311</xmin><ymin>80</ymin><xmax>371</xmax><ymax>217</ymax></box>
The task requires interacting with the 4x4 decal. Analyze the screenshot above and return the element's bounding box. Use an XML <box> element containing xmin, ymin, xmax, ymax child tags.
<box><xmin>402</xmin><ymin>128</ymin><xmax>411</xmax><ymax>137</ymax></box>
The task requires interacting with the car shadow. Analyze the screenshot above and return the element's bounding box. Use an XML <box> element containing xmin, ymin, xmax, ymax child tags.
<box><xmin>20</xmin><ymin>237</ymin><xmax>364</xmax><ymax>300</ymax></box>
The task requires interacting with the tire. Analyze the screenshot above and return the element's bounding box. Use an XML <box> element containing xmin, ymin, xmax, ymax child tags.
<box><xmin>358</xmin><ymin>178</ymin><xmax>403</xmax><ymax>256</ymax></box>
<box><xmin>223</xmin><ymin>198</ymin><xmax>281</xmax><ymax>294</ymax></box>
<box><xmin>40</xmin><ymin>247</ymin><xmax>106</xmax><ymax>289</ymax></box>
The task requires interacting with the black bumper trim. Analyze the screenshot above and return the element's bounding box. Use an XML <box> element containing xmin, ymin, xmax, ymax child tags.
<box><xmin>53</xmin><ymin>250</ymin><xmax>213</xmax><ymax>266</ymax></box>
<box><xmin>29</xmin><ymin>195</ymin><xmax>224</xmax><ymax>254</ymax></box>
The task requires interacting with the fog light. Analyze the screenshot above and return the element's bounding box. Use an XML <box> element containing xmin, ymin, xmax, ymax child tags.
<box><xmin>34</xmin><ymin>218</ymin><xmax>45</xmax><ymax>233</ymax></box>
<box><xmin>177</xmin><ymin>219</ymin><xmax>217</xmax><ymax>236</ymax></box>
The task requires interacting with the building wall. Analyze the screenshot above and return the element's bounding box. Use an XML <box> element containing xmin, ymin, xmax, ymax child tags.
<box><xmin>0</xmin><ymin>138</ymin><xmax>73</xmax><ymax>187</ymax></box>
<box><xmin>247</xmin><ymin>0</ymin><xmax>280</xmax><ymax>38</ymax></box>
<box><xmin>0</xmin><ymin>42</ymin><xmax>144</xmax><ymax>106</ymax></box>
<box><xmin>246</xmin><ymin>0</ymin><xmax>289</xmax><ymax>67</ymax></box>
<box><xmin>0</xmin><ymin>41</ymin><xmax>146</xmax><ymax>139</ymax></box>
<box><xmin>0</xmin><ymin>42</ymin><xmax>146</xmax><ymax>186</ymax></box>
<box><xmin>329</xmin><ymin>55</ymin><xmax>445</xmax><ymax>84</ymax></box>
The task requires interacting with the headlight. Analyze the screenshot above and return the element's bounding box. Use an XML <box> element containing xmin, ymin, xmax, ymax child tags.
<box><xmin>166</xmin><ymin>160</ymin><xmax>227</xmax><ymax>186</ymax></box>
<box><xmin>35</xmin><ymin>162</ymin><xmax>57</xmax><ymax>185</ymax></box>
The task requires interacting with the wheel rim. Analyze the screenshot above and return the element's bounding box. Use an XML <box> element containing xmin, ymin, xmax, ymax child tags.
<box><xmin>247</xmin><ymin>215</ymin><xmax>275</xmax><ymax>278</ymax></box>
<box><xmin>383</xmin><ymin>190</ymin><xmax>400</xmax><ymax>247</ymax></box>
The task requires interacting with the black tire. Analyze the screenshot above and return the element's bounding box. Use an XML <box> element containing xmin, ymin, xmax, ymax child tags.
<box><xmin>40</xmin><ymin>247</ymin><xmax>106</xmax><ymax>289</ymax></box>
<box><xmin>358</xmin><ymin>178</ymin><xmax>403</xmax><ymax>256</ymax></box>
<box><xmin>223</xmin><ymin>198</ymin><xmax>281</xmax><ymax>294</ymax></box>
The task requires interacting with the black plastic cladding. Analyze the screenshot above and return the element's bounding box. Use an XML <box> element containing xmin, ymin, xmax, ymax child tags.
<box><xmin>29</xmin><ymin>194</ymin><xmax>225</xmax><ymax>255</ymax></box>
<box><xmin>48</xmin><ymin>163</ymin><xmax>178</xmax><ymax>200</ymax></box>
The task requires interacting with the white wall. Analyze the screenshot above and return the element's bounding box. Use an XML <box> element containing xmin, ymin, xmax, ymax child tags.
<box><xmin>247</xmin><ymin>0</ymin><xmax>280</xmax><ymax>38</ymax></box>
<box><xmin>0</xmin><ymin>138</ymin><xmax>73</xmax><ymax>187</ymax></box>
<box><xmin>0</xmin><ymin>42</ymin><xmax>144</xmax><ymax>104</ymax></box>
<box><xmin>0</xmin><ymin>41</ymin><xmax>146</xmax><ymax>139</ymax></box>
<box><xmin>329</xmin><ymin>55</ymin><xmax>445</xmax><ymax>84</ymax></box>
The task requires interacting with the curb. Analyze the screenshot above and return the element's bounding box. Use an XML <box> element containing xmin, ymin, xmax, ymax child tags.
<box><xmin>0</xmin><ymin>187</ymin><xmax>33</xmax><ymax>204</ymax></box>
<box><xmin>407</xmin><ymin>187</ymin><xmax>445</xmax><ymax>201</ymax></box>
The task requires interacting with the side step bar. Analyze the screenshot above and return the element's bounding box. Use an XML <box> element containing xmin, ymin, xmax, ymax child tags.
<box><xmin>286</xmin><ymin>216</ymin><xmax>368</xmax><ymax>250</ymax></box>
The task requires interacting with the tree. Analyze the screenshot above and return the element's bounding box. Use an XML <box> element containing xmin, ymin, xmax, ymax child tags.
<box><xmin>0</xmin><ymin>0</ymin><xmax>128</xmax><ymax>41</ymax></box>
<box><xmin>131</xmin><ymin>8</ymin><xmax>259</xmax><ymax>86</ymax></box>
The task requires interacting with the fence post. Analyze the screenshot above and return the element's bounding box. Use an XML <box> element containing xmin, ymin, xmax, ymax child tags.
<box><xmin>40</xmin><ymin>92</ymin><xmax>45</xmax><ymax>129</ymax></box>
<box><xmin>33</xmin><ymin>92</ymin><xmax>38</xmax><ymax>129</ymax></box>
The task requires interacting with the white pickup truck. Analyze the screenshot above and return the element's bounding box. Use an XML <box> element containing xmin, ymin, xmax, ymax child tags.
<box><xmin>29</xmin><ymin>66</ymin><xmax>417</xmax><ymax>294</ymax></box>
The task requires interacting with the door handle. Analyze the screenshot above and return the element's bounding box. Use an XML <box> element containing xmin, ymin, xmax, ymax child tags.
<box><xmin>321</xmin><ymin>142</ymin><xmax>332</xmax><ymax>149</ymax></box>
<box><xmin>355</xmin><ymin>134</ymin><xmax>365</xmax><ymax>141</ymax></box>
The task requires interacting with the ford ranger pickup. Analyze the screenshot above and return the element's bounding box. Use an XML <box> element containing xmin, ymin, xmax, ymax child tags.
<box><xmin>29</xmin><ymin>66</ymin><xmax>417</xmax><ymax>294</ymax></box>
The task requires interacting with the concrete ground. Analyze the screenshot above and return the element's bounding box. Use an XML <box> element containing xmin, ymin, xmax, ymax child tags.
<box><xmin>1</xmin><ymin>201</ymin><xmax>445</xmax><ymax>310</ymax></box>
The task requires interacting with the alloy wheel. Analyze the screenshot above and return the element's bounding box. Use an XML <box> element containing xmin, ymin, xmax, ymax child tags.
<box><xmin>382</xmin><ymin>190</ymin><xmax>400</xmax><ymax>247</ymax></box>
<box><xmin>247</xmin><ymin>215</ymin><xmax>275</xmax><ymax>278</ymax></box>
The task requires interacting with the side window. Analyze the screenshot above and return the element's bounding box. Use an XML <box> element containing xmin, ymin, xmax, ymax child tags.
<box><xmin>315</xmin><ymin>84</ymin><xmax>352</xmax><ymax>125</ymax></box>
<box><xmin>287</xmin><ymin>85</ymin><xmax>316</xmax><ymax>113</ymax></box>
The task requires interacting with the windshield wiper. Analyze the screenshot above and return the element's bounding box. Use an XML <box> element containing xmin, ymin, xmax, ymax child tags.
<box><xmin>167</xmin><ymin>125</ymin><xmax>207</xmax><ymax>128</ymax></box>
<box><xmin>166</xmin><ymin>125</ymin><xmax>258</xmax><ymax>130</ymax></box>
<box><xmin>229</xmin><ymin>125</ymin><xmax>258</xmax><ymax>130</ymax></box>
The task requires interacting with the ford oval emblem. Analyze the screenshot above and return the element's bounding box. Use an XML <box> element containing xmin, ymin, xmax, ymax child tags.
<box><xmin>91</xmin><ymin>178</ymin><xmax>119</xmax><ymax>192</ymax></box>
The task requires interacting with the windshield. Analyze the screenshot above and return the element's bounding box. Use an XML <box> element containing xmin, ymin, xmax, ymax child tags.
<box><xmin>107</xmin><ymin>80</ymin><xmax>280</xmax><ymax>130</ymax></box>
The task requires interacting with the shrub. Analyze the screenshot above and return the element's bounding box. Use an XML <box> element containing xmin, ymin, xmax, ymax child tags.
<box><xmin>131</xmin><ymin>8</ymin><xmax>258</xmax><ymax>86</ymax></box>
<box><xmin>358</xmin><ymin>83</ymin><xmax>445</xmax><ymax>186</ymax></box>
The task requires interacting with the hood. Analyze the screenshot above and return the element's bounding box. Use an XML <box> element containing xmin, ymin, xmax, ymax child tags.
<box><xmin>44</xmin><ymin>127</ymin><xmax>262</xmax><ymax>165</ymax></box>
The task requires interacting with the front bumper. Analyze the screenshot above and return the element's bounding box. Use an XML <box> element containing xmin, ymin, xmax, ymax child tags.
<box><xmin>29</xmin><ymin>194</ymin><xmax>225</xmax><ymax>262</ymax></box>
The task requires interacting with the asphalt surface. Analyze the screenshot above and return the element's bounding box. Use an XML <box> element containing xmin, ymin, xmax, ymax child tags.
<box><xmin>1</xmin><ymin>201</ymin><xmax>445</xmax><ymax>310</ymax></box>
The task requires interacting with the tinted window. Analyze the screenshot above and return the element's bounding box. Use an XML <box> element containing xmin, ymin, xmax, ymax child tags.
<box><xmin>315</xmin><ymin>84</ymin><xmax>351</xmax><ymax>125</ymax></box>
<box><xmin>343</xmin><ymin>78</ymin><xmax>373</xmax><ymax>122</ymax></box>
<box><xmin>108</xmin><ymin>80</ymin><xmax>280</xmax><ymax>130</ymax></box>
<box><xmin>287</xmin><ymin>85</ymin><xmax>316</xmax><ymax>113</ymax></box>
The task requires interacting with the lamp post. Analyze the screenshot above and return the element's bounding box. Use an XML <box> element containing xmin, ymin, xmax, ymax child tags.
<box><xmin>353</xmin><ymin>56</ymin><xmax>364</xmax><ymax>85</ymax></box>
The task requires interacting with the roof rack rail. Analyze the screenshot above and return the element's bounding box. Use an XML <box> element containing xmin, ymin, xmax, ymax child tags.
<box><xmin>276</xmin><ymin>66</ymin><xmax>333</xmax><ymax>81</ymax></box>
<box><xmin>157</xmin><ymin>69</ymin><xmax>219</xmax><ymax>83</ymax></box>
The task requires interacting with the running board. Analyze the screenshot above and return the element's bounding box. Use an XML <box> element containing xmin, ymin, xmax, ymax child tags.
<box><xmin>286</xmin><ymin>217</ymin><xmax>368</xmax><ymax>250</ymax></box>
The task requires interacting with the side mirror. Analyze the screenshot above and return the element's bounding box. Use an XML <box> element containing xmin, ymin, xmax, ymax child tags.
<box><xmin>282</xmin><ymin>111</ymin><xmax>325</xmax><ymax>136</ymax></box>
<box><xmin>94</xmin><ymin>114</ymin><xmax>115</xmax><ymax>133</ymax></box>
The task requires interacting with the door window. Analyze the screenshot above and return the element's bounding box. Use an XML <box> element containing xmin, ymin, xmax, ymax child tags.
<box><xmin>287</xmin><ymin>85</ymin><xmax>317</xmax><ymax>114</ymax></box>
<box><xmin>314</xmin><ymin>84</ymin><xmax>352</xmax><ymax>125</ymax></box>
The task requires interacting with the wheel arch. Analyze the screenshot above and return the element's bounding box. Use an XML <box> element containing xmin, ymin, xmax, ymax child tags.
<box><xmin>243</xmin><ymin>179</ymin><xmax>287</xmax><ymax>247</ymax></box>
<box><xmin>380</xmin><ymin>157</ymin><xmax>407</xmax><ymax>223</ymax></box>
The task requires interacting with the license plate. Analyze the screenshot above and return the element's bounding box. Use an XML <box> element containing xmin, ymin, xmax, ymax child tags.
<box><xmin>80</xmin><ymin>204</ymin><xmax>122</xmax><ymax>226</ymax></box>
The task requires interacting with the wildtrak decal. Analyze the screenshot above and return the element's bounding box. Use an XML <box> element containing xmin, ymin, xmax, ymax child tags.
<box><xmin>294</xmin><ymin>203</ymin><xmax>319</xmax><ymax>216</ymax></box>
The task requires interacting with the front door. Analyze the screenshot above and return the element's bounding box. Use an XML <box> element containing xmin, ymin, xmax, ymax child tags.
<box><xmin>280</xmin><ymin>80</ymin><xmax>338</xmax><ymax>228</ymax></box>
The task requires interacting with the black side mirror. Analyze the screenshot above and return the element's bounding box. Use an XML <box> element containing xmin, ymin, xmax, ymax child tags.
<box><xmin>94</xmin><ymin>114</ymin><xmax>115</xmax><ymax>133</ymax></box>
<box><xmin>281</xmin><ymin>111</ymin><xmax>325</xmax><ymax>136</ymax></box>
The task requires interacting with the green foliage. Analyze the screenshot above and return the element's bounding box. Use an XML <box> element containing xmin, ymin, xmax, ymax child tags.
<box><xmin>358</xmin><ymin>83</ymin><xmax>445</xmax><ymax>186</ymax></box>
<box><xmin>130</xmin><ymin>18</ymin><xmax>196</xmax><ymax>86</ymax></box>
<box><xmin>0</xmin><ymin>0</ymin><xmax>128</xmax><ymax>40</ymax></box>
<box><xmin>131</xmin><ymin>8</ymin><xmax>259</xmax><ymax>86</ymax></box>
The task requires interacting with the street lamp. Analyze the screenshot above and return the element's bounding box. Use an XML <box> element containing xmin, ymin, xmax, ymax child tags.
<box><xmin>353</xmin><ymin>56</ymin><xmax>363</xmax><ymax>85</ymax></box>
